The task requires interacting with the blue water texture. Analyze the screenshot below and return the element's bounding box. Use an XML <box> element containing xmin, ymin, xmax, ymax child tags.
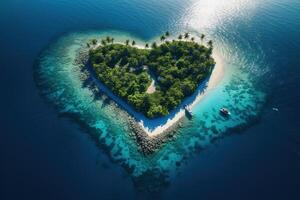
<box><xmin>1</xmin><ymin>0</ymin><xmax>300</xmax><ymax>199</ymax></box>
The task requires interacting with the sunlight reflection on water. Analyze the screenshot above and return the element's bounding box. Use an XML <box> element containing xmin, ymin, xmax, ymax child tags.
<box><xmin>180</xmin><ymin>0</ymin><xmax>259</xmax><ymax>33</ymax></box>
<box><xmin>35</xmin><ymin>0</ymin><xmax>268</xmax><ymax>191</ymax></box>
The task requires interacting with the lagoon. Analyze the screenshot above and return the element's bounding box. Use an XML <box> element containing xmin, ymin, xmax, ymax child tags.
<box><xmin>1</xmin><ymin>0</ymin><xmax>300</xmax><ymax>199</ymax></box>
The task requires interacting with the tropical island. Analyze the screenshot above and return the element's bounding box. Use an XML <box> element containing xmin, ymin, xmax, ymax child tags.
<box><xmin>88</xmin><ymin>32</ymin><xmax>215</xmax><ymax>118</ymax></box>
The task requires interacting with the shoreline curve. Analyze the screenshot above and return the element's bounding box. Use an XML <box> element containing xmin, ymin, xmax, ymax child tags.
<box><xmin>86</xmin><ymin>44</ymin><xmax>225</xmax><ymax>137</ymax></box>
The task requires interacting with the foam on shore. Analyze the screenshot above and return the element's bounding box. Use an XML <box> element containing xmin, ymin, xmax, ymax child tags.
<box><xmin>36</xmin><ymin>29</ymin><xmax>266</xmax><ymax>176</ymax></box>
<box><xmin>88</xmin><ymin>39</ymin><xmax>225</xmax><ymax>137</ymax></box>
<box><xmin>141</xmin><ymin>51</ymin><xmax>225</xmax><ymax>137</ymax></box>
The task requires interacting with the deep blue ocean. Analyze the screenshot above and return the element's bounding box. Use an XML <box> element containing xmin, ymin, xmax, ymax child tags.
<box><xmin>1</xmin><ymin>0</ymin><xmax>300</xmax><ymax>199</ymax></box>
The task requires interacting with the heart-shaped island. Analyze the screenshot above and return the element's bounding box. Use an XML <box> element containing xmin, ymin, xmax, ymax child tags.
<box><xmin>88</xmin><ymin>33</ymin><xmax>215</xmax><ymax>119</ymax></box>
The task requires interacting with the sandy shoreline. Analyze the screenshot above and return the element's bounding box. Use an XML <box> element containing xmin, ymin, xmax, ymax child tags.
<box><xmin>141</xmin><ymin>51</ymin><xmax>225</xmax><ymax>137</ymax></box>
<box><xmin>88</xmin><ymin>41</ymin><xmax>225</xmax><ymax>137</ymax></box>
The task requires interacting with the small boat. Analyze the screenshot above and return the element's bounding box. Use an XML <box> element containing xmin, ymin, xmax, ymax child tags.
<box><xmin>220</xmin><ymin>107</ymin><xmax>231</xmax><ymax>116</ymax></box>
<box><xmin>184</xmin><ymin>105</ymin><xmax>193</xmax><ymax>118</ymax></box>
<box><xmin>272</xmin><ymin>107</ymin><xmax>279</xmax><ymax>112</ymax></box>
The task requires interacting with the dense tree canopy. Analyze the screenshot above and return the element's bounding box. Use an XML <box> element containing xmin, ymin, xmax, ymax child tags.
<box><xmin>89</xmin><ymin>37</ymin><xmax>215</xmax><ymax>118</ymax></box>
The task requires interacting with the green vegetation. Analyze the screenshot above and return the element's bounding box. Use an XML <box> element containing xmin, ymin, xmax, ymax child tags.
<box><xmin>89</xmin><ymin>33</ymin><xmax>215</xmax><ymax>118</ymax></box>
<box><xmin>201</xmin><ymin>34</ymin><xmax>205</xmax><ymax>43</ymax></box>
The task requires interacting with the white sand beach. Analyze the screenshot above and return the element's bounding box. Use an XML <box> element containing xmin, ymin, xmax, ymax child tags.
<box><xmin>140</xmin><ymin>51</ymin><xmax>225</xmax><ymax>137</ymax></box>
<box><xmin>90</xmin><ymin>41</ymin><xmax>225</xmax><ymax>137</ymax></box>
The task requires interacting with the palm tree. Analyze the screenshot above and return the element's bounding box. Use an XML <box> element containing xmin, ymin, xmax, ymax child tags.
<box><xmin>151</xmin><ymin>42</ymin><xmax>157</xmax><ymax>48</ymax></box>
<box><xmin>191</xmin><ymin>37</ymin><xmax>195</xmax><ymax>42</ymax></box>
<box><xmin>91</xmin><ymin>39</ymin><xmax>97</xmax><ymax>45</ymax></box>
<box><xmin>207</xmin><ymin>40</ymin><xmax>213</xmax><ymax>48</ymax></box>
<box><xmin>145</xmin><ymin>43</ymin><xmax>149</xmax><ymax>48</ymax></box>
<box><xmin>178</xmin><ymin>34</ymin><xmax>183</xmax><ymax>40</ymax></box>
<box><xmin>125</xmin><ymin>39</ymin><xmax>130</xmax><ymax>46</ymax></box>
<box><xmin>165</xmin><ymin>31</ymin><xmax>170</xmax><ymax>37</ymax></box>
<box><xmin>160</xmin><ymin>35</ymin><xmax>166</xmax><ymax>42</ymax></box>
<box><xmin>200</xmin><ymin>34</ymin><xmax>205</xmax><ymax>43</ymax></box>
<box><xmin>101</xmin><ymin>39</ymin><xmax>106</xmax><ymax>46</ymax></box>
<box><xmin>106</xmin><ymin>36</ymin><xmax>111</xmax><ymax>43</ymax></box>
<box><xmin>132</xmin><ymin>40</ymin><xmax>136</xmax><ymax>46</ymax></box>
<box><xmin>86</xmin><ymin>43</ymin><xmax>90</xmax><ymax>48</ymax></box>
<box><xmin>111</xmin><ymin>38</ymin><xmax>114</xmax><ymax>44</ymax></box>
<box><xmin>184</xmin><ymin>32</ymin><xmax>190</xmax><ymax>39</ymax></box>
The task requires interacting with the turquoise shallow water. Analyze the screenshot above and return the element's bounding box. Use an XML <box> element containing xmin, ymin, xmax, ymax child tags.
<box><xmin>36</xmin><ymin>24</ymin><xmax>266</xmax><ymax>187</ymax></box>
<box><xmin>2</xmin><ymin>0</ymin><xmax>300</xmax><ymax>198</ymax></box>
